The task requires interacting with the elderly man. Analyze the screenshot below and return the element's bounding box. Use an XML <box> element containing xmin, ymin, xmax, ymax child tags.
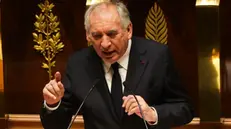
<box><xmin>40</xmin><ymin>1</ymin><xmax>194</xmax><ymax>129</ymax></box>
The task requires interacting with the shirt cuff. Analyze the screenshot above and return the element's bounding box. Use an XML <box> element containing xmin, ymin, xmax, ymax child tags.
<box><xmin>43</xmin><ymin>100</ymin><xmax>61</xmax><ymax>111</ymax></box>
<box><xmin>147</xmin><ymin>106</ymin><xmax>158</xmax><ymax>125</ymax></box>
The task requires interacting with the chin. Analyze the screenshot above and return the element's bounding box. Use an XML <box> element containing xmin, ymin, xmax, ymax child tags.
<box><xmin>102</xmin><ymin>55</ymin><xmax>120</xmax><ymax>64</ymax></box>
<box><xmin>103</xmin><ymin>58</ymin><xmax>117</xmax><ymax>64</ymax></box>
<box><xmin>110</xmin><ymin>58</ymin><xmax>119</xmax><ymax>64</ymax></box>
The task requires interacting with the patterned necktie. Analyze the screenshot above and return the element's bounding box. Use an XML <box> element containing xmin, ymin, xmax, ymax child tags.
<box><xmin>111</xmin><ymin>62</ymin><xmax>123</xmax><ymax>119</ymax></box>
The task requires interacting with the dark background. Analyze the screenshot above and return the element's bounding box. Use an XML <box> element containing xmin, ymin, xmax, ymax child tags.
<box><xmin>1</xmin><ymin>0</ymin><xmax>231</xmax><ymax>119</ymax></box>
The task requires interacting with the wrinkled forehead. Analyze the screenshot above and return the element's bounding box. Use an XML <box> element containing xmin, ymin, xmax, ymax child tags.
<box><xmin>89</xmin><ymin>4</ymin><xmax>121</xmax><ymax>25</ymax></box>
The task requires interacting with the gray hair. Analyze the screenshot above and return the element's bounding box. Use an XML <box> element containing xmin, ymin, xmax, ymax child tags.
<box><xmin>84</xmin><ymin>1</ymin><xmax>131</xmax><ymax>33</ymax></box>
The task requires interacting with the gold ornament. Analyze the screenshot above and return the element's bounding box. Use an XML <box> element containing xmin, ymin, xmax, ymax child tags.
<box><xmin>32</xmin><ymin>0</ymin><xmax>64</xmax><ymax>80</ymax></box>
<box><xmin>145</xmin><ymin>2</ymin><xmax>168</xmax><ymax>44</ymax></box>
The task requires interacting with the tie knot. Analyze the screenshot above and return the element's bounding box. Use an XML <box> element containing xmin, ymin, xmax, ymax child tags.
<box><xmin>111</xmin><ymin>62</ymin><xmax>119</xmax><ymax>71</ymax></box>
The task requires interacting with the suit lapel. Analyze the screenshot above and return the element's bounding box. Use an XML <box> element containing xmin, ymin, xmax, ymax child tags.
<box><xmin>86</xmin><ymin>38</ymin><xmax>149</xmax><ymax>123</ymax></box>
<box><xmin>86</xmin><ymin>47</ymin><xmax>120</xmax><ymax>124</ymax></box>
<box><xmin>125</xmin><ymin>38</ymin><xmax>149</xmax><ymax>95</ymax></box>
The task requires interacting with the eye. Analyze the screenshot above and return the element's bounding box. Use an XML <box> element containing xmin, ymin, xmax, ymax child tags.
<box><xmin>91</xmin><ymin>33</ymin><xmax>103</xmax><ymax>40</ymax></box>
<box><xmin>106</xmin><ymin>30</ymin><xmax>118</xmax><ymax>38</ymax></box>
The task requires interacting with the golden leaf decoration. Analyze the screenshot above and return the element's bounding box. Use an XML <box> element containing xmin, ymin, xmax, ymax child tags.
<box><xmin>145</xmin><ymin>2</ymin><xmax>168</xmax><ymax>44</ymax></box>
<box><xmin>32</xmin><ymin>0</ymin><xmax>64</xmax><ymax>80</ymax></box>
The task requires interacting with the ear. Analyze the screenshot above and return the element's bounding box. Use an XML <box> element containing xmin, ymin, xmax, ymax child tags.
<box><xmin>86</xmin><ymin>32</ymin><xmax>91</xmax><ymax>42</ymax></box>
<box><xmin>127</xmin><ymin>23</ymin><xmax>133</xmax><ymax>39</ymax></box>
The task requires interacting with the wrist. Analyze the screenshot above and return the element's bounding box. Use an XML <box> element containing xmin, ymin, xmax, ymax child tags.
<box><xmin>46</xmin><ymin>102</ymin><xmax>59</xmax><ymax>107</ymax></box>
<box><xmin>146</xmin><ymin>107</ymin><xmax>156</xmax><ymax>122</ymax></box>
<box><xmin>44</xmin><ymin>100</ymin><xmax>61</xmax><ymax>111</ymax></box>
<box><xmin>146</xmin><ymin>106</ymin><xmax>158</xmax><ymax>125</ymax></box>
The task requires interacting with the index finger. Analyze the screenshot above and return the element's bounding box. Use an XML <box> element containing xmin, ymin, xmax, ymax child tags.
<box><xmin>54</xmin><ymin>71</ymin><xmax>61</xmax><ymax>82</ymax></box>
<box><xmin>57</xmin><ymin>81</ymin><xmax>64</xmax><ymax>90</ymax></box>
<box><xmin>122</xmin><ymin>95</ymin><xmax>133</xmax><ymax>107</ymax></box>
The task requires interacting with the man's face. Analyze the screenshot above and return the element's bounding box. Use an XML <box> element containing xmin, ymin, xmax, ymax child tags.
<box><xmin>86</xmin><ymin>5</ymin><xmax>132</xmax><ymax>64</ymax></box>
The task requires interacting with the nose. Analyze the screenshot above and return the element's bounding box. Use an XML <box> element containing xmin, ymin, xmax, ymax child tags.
<box><xmin>100</xmin><ymin>36</ymin><xmax>111</xmax><ymax>50</ymax></box>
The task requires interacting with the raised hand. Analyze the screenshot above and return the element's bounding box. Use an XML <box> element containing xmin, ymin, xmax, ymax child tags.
<box><xmin>122</xmin><ymin>95</ymin><xmax>157</xmax><ymax>123</ymax></box>
<box><xmin>43</xmin><ymin>71</ymin><xmax>64</xmax><ymax>106</ymax></box>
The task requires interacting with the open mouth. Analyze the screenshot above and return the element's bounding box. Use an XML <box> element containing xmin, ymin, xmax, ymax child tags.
<box><xmin>103</xmin><ymin>51</ymin><xmax>115</xmax><ymax>56</ymax></box>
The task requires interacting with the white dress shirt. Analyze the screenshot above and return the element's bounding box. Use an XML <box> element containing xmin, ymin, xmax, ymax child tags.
<box><xmin>103</xmin><ymin>39</ymin><xmax>131</xmax><ymax>93</ymax></box>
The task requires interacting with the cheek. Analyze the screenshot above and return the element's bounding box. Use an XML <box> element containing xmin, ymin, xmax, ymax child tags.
<box><xmin>92</xmin><ymin>41</ymin><xmax>101</xmax><ymax>48</ymax></box>
<box><xmin>112</xmin><ymin>39</ymin><xmax>123</xmax><ymax>50</ymax></box>
<box><xmin>92</xmin><ymin>44</ymin><xmax>102</xmax><ymax>54</ymax></box>
<box><xmin>116</xmin><ymin>40</ymin><xmax>127</xmax><ymax>53</ymax></box>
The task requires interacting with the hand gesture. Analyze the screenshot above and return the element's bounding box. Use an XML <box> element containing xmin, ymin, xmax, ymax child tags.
<box><xmin>43</xmin><ymin>71</ymin><xmax>64</xmax><ymax>106</ymax></box>
<box><xmin>122</xmin><ymin>95</ymin><xmax>157</xmax><ymax>122</ymax></box>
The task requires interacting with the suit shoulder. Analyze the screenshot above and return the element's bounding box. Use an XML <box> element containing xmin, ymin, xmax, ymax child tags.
<box><xmin>133</xmin><ymin>36</ymin><xmax>168</xmax><ymax>53</ymax></box>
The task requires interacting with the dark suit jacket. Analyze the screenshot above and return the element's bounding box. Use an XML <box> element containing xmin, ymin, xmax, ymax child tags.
<box><xmin>40</xmin><ymin>37</ymin><xmax>194</xmax><ymax>129</ymax></box>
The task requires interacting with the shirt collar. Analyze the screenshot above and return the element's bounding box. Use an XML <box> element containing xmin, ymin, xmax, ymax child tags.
<box><xmin>103</xmin><ymin>39</ymin><xmax>132</xmax><ymax>73</ymax></box>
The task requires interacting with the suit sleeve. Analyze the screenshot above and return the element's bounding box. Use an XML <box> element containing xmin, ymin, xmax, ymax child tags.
<box><xmin>151</xmin><ymin>47</ymin><xmax>194</xmax><ymax>128</ymax></box>
<box><xmin>40</xmin><ymin>57</ymin><xmax>79</xmax><ymax>129</ymax></box>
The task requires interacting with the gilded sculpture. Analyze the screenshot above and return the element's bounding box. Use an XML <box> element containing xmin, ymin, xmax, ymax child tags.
<box><xmin>32</xmin><ymin>0</ymin><xmax>64</xmax><ymax>80</ymax></box>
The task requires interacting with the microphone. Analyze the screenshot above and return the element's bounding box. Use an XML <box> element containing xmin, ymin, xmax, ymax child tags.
<box><xmin>123</xmin><ymin>81</ymin><xmax>148</xmax><ymax>129</ymax></box>
<box><xmin>67</xmin><ymin>79</ymin><xmax>100</xmax><ymax>129</ymax></box>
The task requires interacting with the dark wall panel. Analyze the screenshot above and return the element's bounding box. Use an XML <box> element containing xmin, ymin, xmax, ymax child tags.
<box><xmin>1</xmin><ymin>0</ymin><xmax>86</xmax><ymax>113</ymax></box>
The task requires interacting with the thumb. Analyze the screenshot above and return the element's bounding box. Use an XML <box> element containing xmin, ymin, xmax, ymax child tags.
<box><xmin>54</xmin><ymin>71</ymin><xmax>61</xmax><ymax>82</ymax></box>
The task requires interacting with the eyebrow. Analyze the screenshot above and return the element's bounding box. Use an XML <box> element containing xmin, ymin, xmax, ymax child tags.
<box><xmin>106</xmin><ymin>30</ymin><xmax>118</xmax><ymax>34</ymax></box>
<box><xmin>91</xmin><ymin>29</ymin><xmax>118</xmax><ymax>36</ymax></box>
<box><xmin>91</xmin><ymin>32</ymin><xmax>101</xmax><ymax>36</ymax></box>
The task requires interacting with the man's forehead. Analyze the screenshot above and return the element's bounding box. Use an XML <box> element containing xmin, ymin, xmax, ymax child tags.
<box><xmin>89</xmin><ymin>24</ymin><xmax>120</xmax><ymax>34</ymax></box>
<box><xmin>89</xmin><ymin>14</ymin><xmax>121</xmax><ymax>31</ymax></box>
